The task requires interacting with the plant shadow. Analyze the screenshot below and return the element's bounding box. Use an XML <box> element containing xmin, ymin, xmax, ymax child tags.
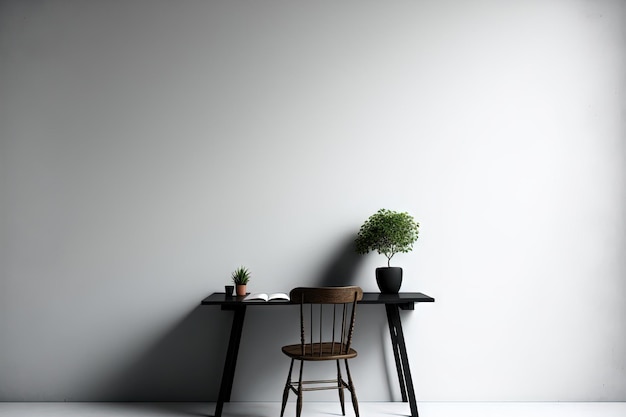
<box><xmin>314</xmin><ymin>233</ymin><xmax>364</xmax><ymax>287</ymax></box>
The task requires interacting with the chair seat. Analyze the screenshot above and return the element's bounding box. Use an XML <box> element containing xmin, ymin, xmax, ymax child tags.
<box><xmin>282</xmin><ymin>343</ymin><xmax>358</xmax><ymax>361</ymax></box>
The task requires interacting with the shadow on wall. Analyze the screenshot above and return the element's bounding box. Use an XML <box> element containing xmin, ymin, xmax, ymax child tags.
<box><xmin>100</xmin><ymin>305</ymin><xmax>229</xmax><ymax>402</ymax></box>
<box><xmin>314</xmin><ymin>233</ymin><xmax>364</xmax><ymax>287</ymax></box>
<box><xmin>99</xmin><ymin>234</ymin><xmax>365</xmax><ymax>403</ymax></box>
<box><xmin>315</xmin><ymin>233</ymin><xmax>399</xmax><ymax>401</ymax></box>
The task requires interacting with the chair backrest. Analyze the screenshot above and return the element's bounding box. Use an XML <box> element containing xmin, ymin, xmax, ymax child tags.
<box><xmin>289</xmin><ymin>286</ymin><xmax>364</xmax><ymax>356</ymax></box>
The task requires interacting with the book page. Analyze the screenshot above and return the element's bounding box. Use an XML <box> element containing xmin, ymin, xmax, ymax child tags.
<box><xmin>243</xmin><ymin>292</ymin><xmax>290</xmax><ymax>302</ymax></box>
<box><xmin>268</xmin><ymin>292</ymin><xmax>290</xmax><ymax>301</ymax></box>
<box><xmin>243</xmin><ymin>293</ymin><xmax>269</xmax><ymax>301</ymax></box>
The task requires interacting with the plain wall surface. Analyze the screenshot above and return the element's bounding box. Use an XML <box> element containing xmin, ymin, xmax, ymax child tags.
<box><xmin>1</xmin><ymin>0</ymin><xmax>625</xmax><ymax>402</ymax></box>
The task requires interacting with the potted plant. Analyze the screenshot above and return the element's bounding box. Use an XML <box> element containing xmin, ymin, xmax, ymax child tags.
<box><xmin>231</xmin><ymin>266</ymin><xmax>251</xmax><ymax>296</ymax></box>
<box><xmin>355</xmin><ymin>209</ymin><xmax>419</xmax><ymax>293</ymax></box>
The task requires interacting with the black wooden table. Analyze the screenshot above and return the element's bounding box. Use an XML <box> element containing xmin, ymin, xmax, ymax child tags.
<box><xmin>201</xmin><ymin>291</ymin><xmax>434</xmax><ymax>417</ymax></box>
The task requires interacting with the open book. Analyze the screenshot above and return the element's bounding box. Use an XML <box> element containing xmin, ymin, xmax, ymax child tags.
<box><xmin>243</xmin><ymin>292</ymin><xmax>290</xmax><ymax>302</ymax></box>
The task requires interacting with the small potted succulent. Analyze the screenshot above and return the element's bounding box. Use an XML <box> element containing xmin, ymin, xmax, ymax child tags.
<box><xmin>231</xmin><ymin>266</ymin><xmax>251</xmax><ymax>296</ymax></box>
<box><xmin>355</xmin><ymin>209</ymin><xmax>419</xmax><ymax>293</ymax></box>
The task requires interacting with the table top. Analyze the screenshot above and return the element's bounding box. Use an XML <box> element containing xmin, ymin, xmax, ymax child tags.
<box><xmin>201</xmin><ymin>291</ymin><xmax>434</xmax><ymax>309</ymax></box>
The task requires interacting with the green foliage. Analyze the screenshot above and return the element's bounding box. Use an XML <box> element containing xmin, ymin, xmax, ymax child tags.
<box><xmin>355</xmin><ymin>209</ymin><xmax>419</xmax><ymax>267</ymax></box>
<box><xmin>231</xmin><ymin>266</ymin><xmax>251</xmax><ymax>285</ymax></box>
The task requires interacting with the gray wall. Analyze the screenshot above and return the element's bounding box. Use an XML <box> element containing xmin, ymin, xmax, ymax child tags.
<box><xmin>1</xmin><ymin>0</ymin><xmax>625</xmax><ymax>402</ymax></box>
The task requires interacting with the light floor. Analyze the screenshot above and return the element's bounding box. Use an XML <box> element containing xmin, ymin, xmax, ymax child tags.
<box><xmin>0</xmin><ymin>402</ymin><xmax>625</xmax><ymax>417</ymax></box>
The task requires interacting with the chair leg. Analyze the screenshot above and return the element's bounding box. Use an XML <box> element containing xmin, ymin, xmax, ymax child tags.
<box><xmin>336</xmin><ymin>359</ymin><xmax>346</xmax><ymax>415</ymax></box>
<box><xmin>296</xmin><ymin>360</ymin><xmax>304</xmax><ymax>417</ymax></box>
<box><xmin>280</xmin><ymin>359</ymin><xmax>295</xmax><ymax>417</ymax></box>
<box><xmin>344</xmin><ymin>359</ymin><xmax>359</xmax><ymax>417</ymax></box>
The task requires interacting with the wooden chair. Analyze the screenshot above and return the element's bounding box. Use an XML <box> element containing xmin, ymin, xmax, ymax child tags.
<box><xmin>280</xmin><ymin>286</ymin><xmax>364</xmax><ymax>417</ymax></box>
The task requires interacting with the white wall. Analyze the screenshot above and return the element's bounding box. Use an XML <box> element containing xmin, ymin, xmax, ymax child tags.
<box><xmin>1</xmin><ymin>0</ymin><xmax>624</xmax><ymax>402</ymax></box>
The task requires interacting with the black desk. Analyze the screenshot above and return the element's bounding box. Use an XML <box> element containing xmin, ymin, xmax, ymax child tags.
<box><xmin>201</xmin><ymin>292</ymin><xmax>434</xmax><ymax>417</ymax></box>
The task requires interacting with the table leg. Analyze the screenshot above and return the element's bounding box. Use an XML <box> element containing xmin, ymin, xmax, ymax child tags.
<box><xmin>214</xmin><ymin>305</ymin><xmax>246</xmax><ymax>417</ymax></box>
<box><xmin>385</xmin><ymin>304</ymin><xmax>419</xmax><ymax>417</ymax></box>
<box><xmin>385</xmin><ymin>304</ymin><xmax>408</xmax><ymax>402</ymax></box>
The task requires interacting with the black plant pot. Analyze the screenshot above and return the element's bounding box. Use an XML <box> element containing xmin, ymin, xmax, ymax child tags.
<box><xmin>375</xmin><ymin>267</ymin><xmax>403</xmax><ymax>294</ymax></box>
